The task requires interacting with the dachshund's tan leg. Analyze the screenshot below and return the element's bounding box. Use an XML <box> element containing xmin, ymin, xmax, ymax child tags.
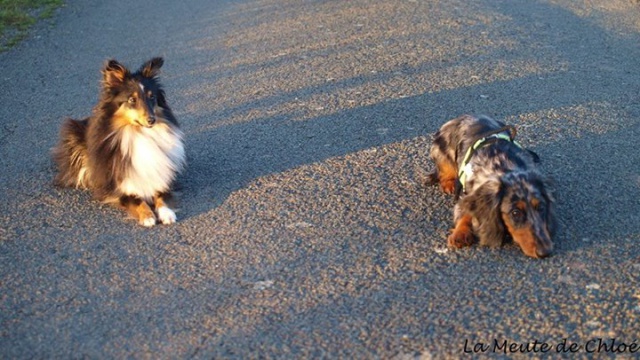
<box><xmin>432</xmin><ymin>158</ymin><xmax>458</xmax><ymax>194</ymax></box>
<box><xmin>448</xmin><ymin>214</ymin><xmax>476</xmax><ymax>248</ymax></box>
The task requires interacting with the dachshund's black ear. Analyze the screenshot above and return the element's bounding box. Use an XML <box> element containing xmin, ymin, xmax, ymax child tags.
<box><xmin>459</xmin><ymin>179</ymin><xmax>505</xmax><ymax>247</ymax></box>
<box><xmin>102</xmin><ymin>59</ymin><xmax>129</xmax><ymax>87</ymax></box>
<box><xmin>541</xmin><ymin>176</ymin><xmax>557</xmax><ymax>237</ymax></box>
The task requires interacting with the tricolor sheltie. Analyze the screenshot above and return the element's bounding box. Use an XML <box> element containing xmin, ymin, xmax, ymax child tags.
<box><xmin>53</xmin><ymin>57</ymin><xmax>186</xmax><ymax>227</ymax></box>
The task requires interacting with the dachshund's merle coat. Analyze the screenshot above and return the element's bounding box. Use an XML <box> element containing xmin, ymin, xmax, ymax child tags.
<box><xmin>428</xmin><ymin>115</ymin><xmax>556</xmax><ymax>258</ymax></box>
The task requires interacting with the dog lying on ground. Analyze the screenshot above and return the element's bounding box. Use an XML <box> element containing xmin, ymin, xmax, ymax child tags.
<box><xmin>52</xmin><ymin>57</ymin><xmax>186</xmax><ymax>227</ymax></box>
<box><xmin>428</xmin><ymin>115</ymin><xmax>556</xmax><ymax>258</ymax></box>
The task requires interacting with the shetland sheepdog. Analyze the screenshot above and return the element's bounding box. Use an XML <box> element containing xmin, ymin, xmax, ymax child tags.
<box><xmin>53</xmin><ymin>57</ymin><xmax>186</xmax><ymax>227</ymax></box>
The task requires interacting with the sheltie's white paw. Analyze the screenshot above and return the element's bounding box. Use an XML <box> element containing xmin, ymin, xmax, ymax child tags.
<box><xmin>140</xmin><ymin>216</ymin><xmax>157</xmax><ymax>227</ymax></box>
<box><xmin>157</xmin><ymin>206</ymin><xmax>177</xmax><ymax>225</ymax></box>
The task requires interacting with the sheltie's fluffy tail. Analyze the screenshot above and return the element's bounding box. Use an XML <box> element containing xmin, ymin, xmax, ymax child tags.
<box><xmin>52</xmin><ymin>118</ymin><xmax>89</xmax><ymax>188</ymax></box>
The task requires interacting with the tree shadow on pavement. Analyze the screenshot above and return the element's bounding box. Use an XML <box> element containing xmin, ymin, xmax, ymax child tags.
<box><xmin>2</xmin><ymin>0</ymin><xmax>639</xmax><ymax>358</ymax></box>
<box><xmin>167</xmin><ymin>1</ymin><xmax>640</xmax><ymax>353</ymax></box>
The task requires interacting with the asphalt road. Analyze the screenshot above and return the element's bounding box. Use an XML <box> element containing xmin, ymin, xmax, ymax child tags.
<box><xmin>1</xmin><ymin>0</ymin><xmax>639</xmax><ymax>358</ymax></box>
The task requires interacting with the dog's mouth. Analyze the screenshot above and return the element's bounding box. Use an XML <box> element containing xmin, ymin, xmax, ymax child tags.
<box><xmin>502</xmin><ymin>217</ymin><xmax>553</xmax><ymax>259</ymax></box>
<box><xmin>135</xmin><ymin>119</ymin><xmax>155</xmax><ymax>128</ymax></box>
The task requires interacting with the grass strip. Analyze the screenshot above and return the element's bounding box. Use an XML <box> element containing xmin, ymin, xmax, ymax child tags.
<box><xmin>0</xmin><ymin>0</ymin><xmax>62</xmax><ymax>51</ymax></box>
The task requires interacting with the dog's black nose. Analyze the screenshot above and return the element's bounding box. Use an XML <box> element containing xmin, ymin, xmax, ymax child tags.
<box><xmin>536</xmin><ymin>247</ymin><xmax>552</xmax><ymax>258</ymax></box>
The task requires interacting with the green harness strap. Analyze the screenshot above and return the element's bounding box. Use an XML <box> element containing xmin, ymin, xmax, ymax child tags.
<box><xmin>457</xmin><ymin>131</ymin><xmax>523</xmax><ymax>195</ymax></box>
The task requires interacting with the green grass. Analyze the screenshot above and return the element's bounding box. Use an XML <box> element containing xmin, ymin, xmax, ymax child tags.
<box><xmin>0</xmin><ymin>0</ymin><xmax>62</xmax><ymax>51</ymax></box>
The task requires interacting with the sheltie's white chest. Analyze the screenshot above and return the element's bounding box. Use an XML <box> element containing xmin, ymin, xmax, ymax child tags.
<box><xmin>118</xmin><ymin>124</ymin><xmax>185</xmax><ymax>201</ymax></box>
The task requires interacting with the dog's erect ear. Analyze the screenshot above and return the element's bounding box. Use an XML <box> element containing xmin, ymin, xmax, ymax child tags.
<box><xmin>459</xmin><ymin>178</ymin><xmax>505</xmax><ymax>247</ymax></box>
<box><xmin>139</xmin><ymin>57</ymin><xmax>164</xmax><ymax>78</ymax></box>
<box><xmin>102</xmin><ymin>59</ymin><xmax>129</xmax><ymax>87</ymax></box>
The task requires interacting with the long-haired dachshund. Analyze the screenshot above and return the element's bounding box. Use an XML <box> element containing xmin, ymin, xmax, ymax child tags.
<box><xmin>428</xmin><ymin>115</ymin><xmax>556</xmax><ymax>258</ymax></box>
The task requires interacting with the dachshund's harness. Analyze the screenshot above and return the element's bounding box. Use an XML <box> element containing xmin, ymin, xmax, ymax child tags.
<box><xmin>456</xmin><ymin>126</ymin><xmax>522</xmax><ymax>199</ymax></box>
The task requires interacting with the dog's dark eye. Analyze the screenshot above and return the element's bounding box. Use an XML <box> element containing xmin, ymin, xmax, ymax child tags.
<box><xmin>128</xmin><ymin>96</ymin><xmax>136</xmax><ymax>104</ymax></box>
<box><xmin>511</xmin><ymin>209</ymin><xmax>524</xmax><ymax>220</ymax></box>
<box><xmin>148</xmin><ymin>93</ymin><xmax>155</xmax><ymax>101</ymax></box>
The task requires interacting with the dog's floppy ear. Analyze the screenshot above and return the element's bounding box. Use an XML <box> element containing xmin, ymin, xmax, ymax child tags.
<box><xmin>459</xmin><ymin>178</ymin><xmax>505</xmax><ymax>247</ymax></box>
<box><xmin>102</xmin><ymin>59</ymin><xmax>129</xmax><ymax>87</ymax></box>
<box><xmin>139</xmin><ymin>57</ymin><xmax>164</xmax><ymax>78</ymax></box>
<box><xmin>540</xmin><ymin>176</ymin><xmax>557</xmax><ymax>237</ymax></box>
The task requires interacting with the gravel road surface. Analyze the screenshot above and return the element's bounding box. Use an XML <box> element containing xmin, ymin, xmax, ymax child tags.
<box><xmin>1</xmin><ymin>0</ymin><xmax>639</xmax><ymax>358</ymax></box>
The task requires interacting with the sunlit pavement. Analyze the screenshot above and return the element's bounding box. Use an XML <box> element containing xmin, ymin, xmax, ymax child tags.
<box><xmin>1</xmin><ymin>0</ymin><xmax>639</xmax><ymax>357</ymax></box>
